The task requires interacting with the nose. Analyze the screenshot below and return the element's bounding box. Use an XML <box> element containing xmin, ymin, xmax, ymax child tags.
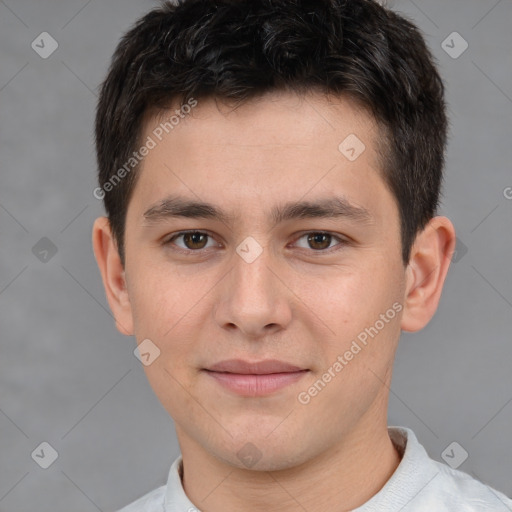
<box><xmin>214</xmin><ymin>242</ymin><xmax>292</xmax><ymax>340</ymax></box>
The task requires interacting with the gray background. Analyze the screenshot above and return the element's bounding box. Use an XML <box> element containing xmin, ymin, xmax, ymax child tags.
<box><xmin>0</xmin><ymin>0</ymin><xmax>511</xmax><ymax>510</ymax></box>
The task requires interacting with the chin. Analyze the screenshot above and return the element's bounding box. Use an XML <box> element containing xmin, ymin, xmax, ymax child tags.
<box><xmin>213</xmin><ymin>435</ymin><xmax>312</xmax><ymax>472</ymax></box>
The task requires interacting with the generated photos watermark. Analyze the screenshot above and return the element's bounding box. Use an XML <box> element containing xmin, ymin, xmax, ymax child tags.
<box><xmin>93</xmin><ymin>97</ymin><xmax>198</xmax><ymax>200</ymax></box>
<box><xmin>297</xmin><ymin>301</ymin><xmax>403</xmax><ymax>405</ymax></box>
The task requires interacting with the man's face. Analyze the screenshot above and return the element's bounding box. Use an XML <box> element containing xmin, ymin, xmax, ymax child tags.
<box><xmin>122</xmin><ymin>91</ymin><xmax>407</xmax><ymax>470</ymax></box>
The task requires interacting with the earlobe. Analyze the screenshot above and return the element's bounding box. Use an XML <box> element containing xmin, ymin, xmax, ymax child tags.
<box><xmin>92</xmin><ymin>217</ymin><xmax>134</xmax><ymax>336</ymax></box>
<box><xmin>400</xmin><ymin>216</ymin><xmax>456</xmax><ymax>333</ymax></box>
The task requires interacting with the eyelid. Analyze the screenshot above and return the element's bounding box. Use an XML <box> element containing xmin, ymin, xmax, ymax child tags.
<box><xmin>163</xmin><ymin>230</ymin><xmax>349</xmax><ymax>254</ymax></box>
<box><xmin>164</xmin><ymin>230</ymin><xmax>221</xmax><ymax>252</ymax></box>
<box><xmin>290</xmin><ymin>231</ymin><xmax>348</xmax><ymax>252</ymax></box>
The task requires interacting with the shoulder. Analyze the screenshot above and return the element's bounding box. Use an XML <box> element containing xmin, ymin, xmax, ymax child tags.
<box><xmin>115</xmin><ymin>484</ymin><xmax>166</xmax><ymax>512</ymax></box>
<box><xmin>384</xmin><ymin>426</ymin><xmax>512</xmax><ymax>511</ymax></box>
<box><xmin>423</xmin><ymin>459</ymin><xmax>512</xmax><ymax>511</ymax></box>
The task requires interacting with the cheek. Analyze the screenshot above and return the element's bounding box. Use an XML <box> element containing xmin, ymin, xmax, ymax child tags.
<box><xmin>294</xmin><ymin>265</ymin><xmax>391</xmax><ymax>329</ymax></box>
<box><xmin>127</xmin><ymin>267</ymin><xmax>216</xmax><ymax>389</ymax></box>
<box><xmin>128</xmin><ymin>288</ymin><xmax>172</xmax><ymax>352</ymax></box>
<box><xmin>127</xmin><ymin>260</ymin><xmax>199</xmax><ymax>336</ymax></box>
<box><xmin>296</xmin><ymin>267</ymin><xmax>403</xmax><ymax>423</ymax></box>
<box><xmin>295</xmin><ymin>257</ymin><xmax>404</xmax><ymax>363</ymax></box>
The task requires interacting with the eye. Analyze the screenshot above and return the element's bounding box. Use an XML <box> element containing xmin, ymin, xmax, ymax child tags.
<box><xmin>293</xmin><ymin>232</ymin><xmax>346</xmax><ymax>252</ymax></box>
<box><xmin>164</xmin><ymin>231</ymin><xmax>218</xmax><ymax>251</ymax></box>
<box><xmin>163</xmin><ymin>230</ymin><xmax>348</xmax><ymax>254</ymax></box>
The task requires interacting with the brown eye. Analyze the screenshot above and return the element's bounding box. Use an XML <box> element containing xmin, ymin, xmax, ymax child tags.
<box><xmin>307</xmin><ymin>232</ymin><xmax>333</xmax><ymax>250</ymax></box>
<box><xmin>182</xmin><ymin>232</ymin><xmax>209</xmax><ymax>250</ymax></box>
<box><xmin>293</xmin><ymin>232</ymin><xmax>346</xmax><ymax>253</ymax></box>
<box><xmin>166</xmin><ymin>231</ymin><xmax>215</xmax><ymax>251</ymax></box>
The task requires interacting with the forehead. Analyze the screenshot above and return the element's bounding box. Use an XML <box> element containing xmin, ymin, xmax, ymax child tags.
<box><xmin>129</xmin><ymin>91</ymin><xmax>394</xmax><ymax>226</ymax></box>
<box><xmin>146</xmin><ymin>91</ymin><xmax>381</xmax><ymax>154</ymax></box>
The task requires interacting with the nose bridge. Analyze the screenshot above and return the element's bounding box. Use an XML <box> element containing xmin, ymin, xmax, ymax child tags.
<box><xmin>231</xmin><ymin>239</ymin><xmax>277</xmax><ymax>306</ymax></box>
<box><xmin>215</xmin><ymin>236</ymin><xmax>291</xmax><ymax>336</ymax></box>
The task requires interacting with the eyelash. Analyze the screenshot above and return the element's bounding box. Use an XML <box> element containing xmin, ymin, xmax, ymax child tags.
<box><xmin>163</xmin><ymin>230</ymin><xmax>349</xmax><ymax>255</ymax></box>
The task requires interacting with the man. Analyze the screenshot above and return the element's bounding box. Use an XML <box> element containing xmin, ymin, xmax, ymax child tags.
<box><xmin>92</xmin><ymin>0</ymin><xmax>512</xmax><ymax>510</ymax></box>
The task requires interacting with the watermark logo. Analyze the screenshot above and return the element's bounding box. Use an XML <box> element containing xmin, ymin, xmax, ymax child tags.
<box><xmin>441</xmin><ymin>32</ymin><xmax>468</xmax><ymax>59</ymax></box>
<box><xmin>237</xmin><ymin>442</ymin><xmax>262</xmax><ymax>468</ymax></box>
<box><xmin>338</xmin><ymin>134</ymin><xmax>366</xmax><ymax>162</ymax></box>
<box><xmin>441</xmin><ymin>441</ymin><xmax>468</xmax><ymax>469</ymax></box>
<box><xmin>31</xmin><ymin>32</ymin><xmax>58</xmax><ymax>59</ymax></box>
<box><xmin>236</xmin><ymin>236</ymin><xmax>263</xmax><ymax>264</ymax></box>
<box><xmin>32</xmin><ymin>237</ymin><xmax>58</xmax><ymax>263</ymax></box>
<box><xmin>450</xmin><ymin>237</ymin><xmax>468</xmax><ymax>264</ymax></box>
<box><xmin>31</xmin><ymin>442</ymin><xmax>59</xmax><ymax>469</ymax></box>
<box><xmin>134</xmin><ymin>338</ymin><xmax>161</xmax><ymax>366</ymax></box>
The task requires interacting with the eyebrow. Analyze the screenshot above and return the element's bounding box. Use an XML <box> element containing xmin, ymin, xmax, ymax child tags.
<box><xmin>142</xmin><ymin>194</ymin><xmax>373</xmax><ymax>227</ymax></box>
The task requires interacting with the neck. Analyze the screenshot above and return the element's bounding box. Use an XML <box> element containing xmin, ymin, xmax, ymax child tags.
<box><xmin>177</xmin><ymin>417</ymin><xmax>402</xmax><ymax>512</ymax></box>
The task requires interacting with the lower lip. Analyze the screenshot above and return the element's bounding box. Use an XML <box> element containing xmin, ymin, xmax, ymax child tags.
<box><xmin>203</xmin><ymin>370</ymin><xmax>309</xmax><ymax>396</ymax></box>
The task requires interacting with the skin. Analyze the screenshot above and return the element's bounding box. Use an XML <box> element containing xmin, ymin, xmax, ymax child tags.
<box><xmin>93</xmin><ymin>90</ymin><xmax>456</xmax><ymax>512</ymax></box>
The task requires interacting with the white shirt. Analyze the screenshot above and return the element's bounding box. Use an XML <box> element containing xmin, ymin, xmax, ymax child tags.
<box><xmin>117</xmin><ymin>426</ymin><xmax>512</xmax><ymax>511</ymax></box>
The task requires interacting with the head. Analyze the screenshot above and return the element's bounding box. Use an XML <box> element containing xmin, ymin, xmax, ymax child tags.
<box><xmin>93</xmin><ymin>0</ymin><xmax>455</xmax><ymax>471</ymax></box>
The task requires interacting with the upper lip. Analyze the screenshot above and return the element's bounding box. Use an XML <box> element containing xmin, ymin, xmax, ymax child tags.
<box><xmin>204</xmin><ymin>359</ymin><xmax>307</xmax><ymax>375</ymax></box>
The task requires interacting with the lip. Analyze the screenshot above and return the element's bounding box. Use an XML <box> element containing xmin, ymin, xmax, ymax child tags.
<box><xmin>202</xmin><ymin>359</ymin><xmax>309</xmax><ymax>397</ymax></box>
<box><xmin>205</xmin><ymin>358</ymin><xmax>306</xmax><ymax>374</ymax></box>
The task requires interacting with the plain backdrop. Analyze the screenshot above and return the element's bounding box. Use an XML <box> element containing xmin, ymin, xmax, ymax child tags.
<box><xmin>1</xmin><ymin>0</ymin><xmax>511</xmax><ymax>510</ymax></box>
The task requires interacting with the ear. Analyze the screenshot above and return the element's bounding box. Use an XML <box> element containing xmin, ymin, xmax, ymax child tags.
<box><xmin>92</xmin><ymin>216</ymin><xmax>134</xmax><ymax>336</ymax></box>
<box><xmin>401</xmin><ymin>216</ymin><xmax>456</xmax><ymax>332</ymax></box>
